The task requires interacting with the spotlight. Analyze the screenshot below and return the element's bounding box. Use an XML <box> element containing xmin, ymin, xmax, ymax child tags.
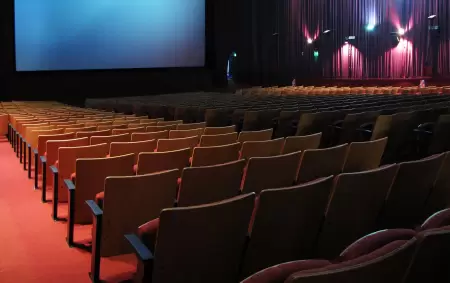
<box><xmin>398</xmin><ymin>28</ymin><xmax>405</xmax><ymax>36</ymax></box>
<box><xmin>232</xmin><ymin>52</ymin><xmax>237</xmax><ymax>58</ymax></box>
<box><xmin>307</xmin><ymin>38</ymin><xmax>313</xmax><ymax>44</ymax></box>
<box><xmin>344</xmin><ymin>41</ymin><xmax>349</xmax><ymax>45</ymax></box>
<box><xmin>323</xmin><ymin>29</ymin><xmax>331</xmax><ymax>34</ymax></box>
<box><xmin>428</xmin><ymin>15</ymin><xmax>437</xmax><ymax>19</ymax></box>
<box><xmin>366</xmin><ymin>24</ymin><xmax>375</xmax><ymax>32</ymax></box>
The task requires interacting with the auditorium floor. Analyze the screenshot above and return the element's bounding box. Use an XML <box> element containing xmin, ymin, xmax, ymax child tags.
<box><xmin>0</xmin><ymin>138</ymin><xmax>136</xmax><ymax>283</ymax></box>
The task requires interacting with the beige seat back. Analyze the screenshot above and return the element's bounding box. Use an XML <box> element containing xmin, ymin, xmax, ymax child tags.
<box><xmin>90</xmin><ymin>133</ymin><xmax>131</xmax><ymax>146</ymax></box>
<box><xmin>0</xmin><ymin>114</ymin><xmax>8</xmax><ymax>135</ymax></box>
<box><xmin>137</xmin><ymin>148</ymin><xmax>191</xmax><ymax>176</ymax></box>
<box><xmin>147</xmin><ymin>125</ymin><xmax>178</xmax><ymax>132</ymax></box>
<box><xmin>203</xmin><ymin>125</ymin><xmax>236</xmax><ymax>135</ymax></box>
<box><xmin>100</xmin><ymin>170</ymin><xmax>179</xmax><ymax>257</ymax></box>
<box><xmin>74</xmin><ymin>154</ymin><xmax>135</xmax><ymax>224</ymax></box>
<box><xmin>178</xmin><ymin>160</ymin><xmax>246</xmax><ymax>207</ymax></box>
<box><xmin>64</xmin><ymin>126</ymin><xmax>97</xmax><ymax>133</ymax></box>
<box><xmin>57</xmin><ymin>143</ymin><xmax>109</xmax><ymax>203</ymax></box>
<box><xmin>343</xmin><ymin>138</ymin><xmax>388</xmax><ymax>173</ymax></box>
<box><xmin>317</xmin><ymin>164</ymin><xmax>399</xmax><ymax>259</ymax></box>
<box><xmin>191</xmin><ymin>143</ymin><xmax>241</xmax><ymax>167</ymax></box>
<box><xmin>131</xmin><ymin>130</ymin><xmax>169</xmax><ymax>142</ymax></box>
<box><xmin>112</xmin><ymin>127</ymin><xmax>146</xmax><ymax>135</ymax></box>
<box><xmin>242</xmin><ymin>151</ymin><xmax>302</xmax><ymax>194</ymax></box>
<box><xmin>76</xmin><ymin>129</ymin><xmax>112</xmax><ymax>139</ymax></box>
<box><xmin>238</xmin><ymin>129</ymin><xmax>273</xmax><ymax>143</ymax></box>
<box><xmin>282</xmin><ymin>133</ymin><xmax>322</xmax><ymax>154</ymax></box>
<box><xmin>110</xmin><ymin>140</ymin><xmax>157</xmax><ymax>163</ymax></box>
<box><xmin>382</xmin><ymin>154</ymin><xmax>445</xmax><ymax>228</ymax></box>
<box><xmin>240</xmin><ymin>138</ymin><xmax>284</xmax><ymax>159</ymax></box>
<box><xmin>169</xmin><ymin>128</ymin><xmax>204</xmax><ymax>139</ymax></box>
<box><xmin>199</xmin><ymin>132</ymin><xmax>238</xmax><ymax>147</ymax></box>
<box><xmin>150</xmin><ymin>193</ymin><xmax>255</xmax><ymax>283</ymax></box>
<box><xmin>242</xmin><ymin>176</ymin><xmax>334</xmax><ymax>277</ymax></box>
<box><xmin>157</xmin><ymin>136</ymin><xmax>199</xmax><ymax>153</ymax></box>
<box><xmin>97</xmin><ymin>124</ymin><xmax>128</xmax><ymax>131</ymax></box>
<box><xmin>157</xmin><ymin>120</ymin><xmax>183</xmax><ymax>127</ymax></box>
<box><xmin>177</xmin><ymin>122</ymin><xmax>206</xmax><ymax>130</ymax></box>
<box><xmin>297</xmin><ymin>144</ymin><xmax>349</xmax><ymax>184</ymax></box>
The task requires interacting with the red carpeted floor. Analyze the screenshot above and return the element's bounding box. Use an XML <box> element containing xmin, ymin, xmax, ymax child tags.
<box><xmin>0</xmin><ymin>138</ymin><xmax>136</xmax><ymax>282</ymax></box>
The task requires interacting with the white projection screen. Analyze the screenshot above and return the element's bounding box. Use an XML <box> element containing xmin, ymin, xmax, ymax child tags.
<box><xmin>14</xmin><ymin>0</ymin><xmax>205</xmax><ymax>71</ymax></box>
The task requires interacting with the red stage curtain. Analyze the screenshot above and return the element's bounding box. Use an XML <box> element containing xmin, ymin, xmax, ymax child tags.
<box><xmin>237</xmin><ymin>0</ymin><xmax>450</xmax><ymax>84</ymax></box>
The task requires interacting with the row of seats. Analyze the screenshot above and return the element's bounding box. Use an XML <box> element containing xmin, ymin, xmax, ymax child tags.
<box><xmin>242</xmin><ymin>85</ymin><xmax>450</xmax><ymax>95</ymax></box>
<box><xmin>241</xmin><ymin>208</ymin><xmax>450</xmax><ymax>283</ymax></box>
<box><xmin>2</xmin><ymin>99</ymin><xmax>450</xmax><ymax>283</ymax></box>
<box><xmin>84</xmin><ymin>92</ymin><xmax>450</xmax><ymax>164</ymax></box>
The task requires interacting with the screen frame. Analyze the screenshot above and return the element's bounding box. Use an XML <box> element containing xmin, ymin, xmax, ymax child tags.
<box><xmin>12</xmin><ymin>0</ymin><xmax>209</xmax><ymax>73</ymax></box>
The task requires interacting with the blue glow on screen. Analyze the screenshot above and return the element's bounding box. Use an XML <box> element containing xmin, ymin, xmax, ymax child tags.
<box><xmin>14</xmin><ymin>0</ymin><xmax>205</xmax><ymax>71</ymax></box>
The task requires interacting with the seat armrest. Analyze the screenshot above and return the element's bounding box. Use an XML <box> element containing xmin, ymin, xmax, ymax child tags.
<box><xmin>50</xmin><ymin>165</ymin><xmax>58</xmax><ymax>174</ymax></box>
<box><xmin>332</xmin><ymin>120</ymin><xmax>344</xmax><ymax>127</ymax></box>
<box><xmin>125</xmin><ymin>234</ymin><xmax>154</xmax><ymax>261</ymax></box>
<box><xmin>86</xmin><ymin>200</ymin><xmax>103</xmax><ymax>217</ymax></box>
<box><xmin>360</xmin><ymin>122</ymin><xmax>374</xmax><ymax>130</ymax></box>
<box><xmin>356</xmin><ymin>128</ymin><xmax>372</xmax><ymax>134</ymax></box>
<box><xmin>64</xmin><ymin>179</ymin><xmax>75</xmax><ymax>191</ymax></box>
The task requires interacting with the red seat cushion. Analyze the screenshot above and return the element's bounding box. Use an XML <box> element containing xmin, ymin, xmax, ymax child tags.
<box><xmin>420</xmin><ymin>208</ymin><xmax>450</xmax><ymax>231</ymax></box>
<box><xmin>241</xmin><ymin>260</ymin><xmax>330</xmax><ymax>283</ymax></box>
<box><xmin>304</xmin><ymin>240</ymin><xmax>410</xmax><ymax>275</ymax></box>
<box><xmin>137</xmin><ymin>218</ymin><xmax>160</xmax><ymax>252</ymax></box>
<box><xmin>338</xmin><ymin>229</ymin><xmax>416</xmax><ymax>262</ymax></box>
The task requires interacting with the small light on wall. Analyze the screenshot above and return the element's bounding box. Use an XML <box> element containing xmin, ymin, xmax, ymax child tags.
<box><xmin>307</xmin><ymin>38</ymin><xmax>313</xmax><ymax>44</ymax></box>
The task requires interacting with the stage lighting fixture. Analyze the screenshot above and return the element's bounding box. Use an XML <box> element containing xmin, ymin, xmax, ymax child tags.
<box><xmin>428</xmin><ymin>15</ymin><xmax>437</xmax><ymax>19</ymax></box>
<box><xmin>344</xmin><ymin>41</ymin><xmax>349</xmax><ymax>45</ymax></box>
<box><xmin>314</xmin><ymin>50</ymin><xmax>319</xmax><ymax>57</ymax></box>
<box><xmin>307</xmin><ymin>38</ymin><xmax>313</xmax><ymax>44</ymax></box>
<box><xmin>366</xmin><ymin>24</ymin><xmax>375</xmax><ymax>31</ymax></box>
<box><xmin>398</xmin><ymin>28</ymin><xmax>405</xmax><ymax>36</ymax></box>
<box><xmin>323</xmin><ymin>29</ymin><xmax>331</xmax><ymax>34</ymax></box>
<box><xmin>232</xmin><ymin>52</ymin><xmax>237</xmax><ymax>58</ymax></box>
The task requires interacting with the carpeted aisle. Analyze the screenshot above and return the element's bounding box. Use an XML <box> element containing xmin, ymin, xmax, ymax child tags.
<box><xmin>0</xmin><ymin>139</ymin><xmax>136</xmax><ymax>283</ymax></box>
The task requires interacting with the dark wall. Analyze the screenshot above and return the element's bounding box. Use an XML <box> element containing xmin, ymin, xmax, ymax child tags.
<box><xmin>0</xmin><ymin>0</ymin><xmax>237</xmax><ymax>105</ymax></box>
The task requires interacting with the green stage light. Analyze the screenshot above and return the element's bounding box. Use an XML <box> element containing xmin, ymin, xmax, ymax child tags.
<box><xmin>366</xmin><ymin>24</ymin><xmax>375</xmax><ymax>32</ymax></box>
<box><xmin>313</xmin><ymin>51</ymin><xmax>319</xmax><ymax>58</ymax></box>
